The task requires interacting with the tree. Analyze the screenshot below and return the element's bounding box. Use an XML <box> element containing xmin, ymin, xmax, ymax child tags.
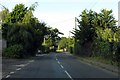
<box><xmin>42</xmin><ymin>27</ymin><xmax>63</xmax><ymax>52</ymax></box>
<box><xmin>58</xmin><ymin>37</ymin><xmax>67</xmax><ymax>51</ymax></box>
<box><xmin>49</xmin><ymin>28</ymin><xmax>63</xmax><ymax>51</ymax></box>
<box><xmin>58</xmin><ymin>37</ymin><xmax>75</xmax><ymax>52</ymax></box>
<box><xmin>5</xmin><ymin>4</ymin><xmax>28</xmax><ymax>23</ymax></box>
<box><xmin>0</xmin><ymin>8</ymin><xmax>9</xmax><ymax>23</ymax></box>
<box><xmin>72</xmin><ymin>9</ymin><xmax>96</xmax><ymax>56</ymax></box>
<box><xmin>2</xmin><ymin>3</ymin><xmax>48</xmax><ymax>58</ymax></box>
<box><xmin>73</xmin><ymin>9</ymin><xmax>96</xmax><ymax>45</ymax></box>
<box><xmin>72</xmin><ymin>9</ymin><xmax>119</xmax><ymax>59</ymax></box>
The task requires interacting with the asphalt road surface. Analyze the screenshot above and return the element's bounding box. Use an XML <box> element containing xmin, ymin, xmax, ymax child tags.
<box><xmin>2</xmin><ymin>52</ymin><xmax>119</xmax><ymax>79</ymax></box>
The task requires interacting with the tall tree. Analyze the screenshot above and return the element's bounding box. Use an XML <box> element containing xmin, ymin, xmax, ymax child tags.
<box><xmin>2</xmin><ymin>3</ymin><xmax>48</xmax><ymax>58</ymax></box>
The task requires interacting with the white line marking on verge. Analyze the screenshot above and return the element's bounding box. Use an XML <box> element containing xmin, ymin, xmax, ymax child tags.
<box><xmin>26</xmin><ymin>63</ymin><xmax>30</xmax><ymax>65</ymax></box>
<box><xmin>29</xmin><ymin>60</ymin><xmax>34</xmax><ymax>63</ymax></box>
<box><xmin>60</xmin><ymin>65</ymin><xmax>64</xmax><ymax>68</ymax></box>
<box><xmin>6</xmin><ymin>75</ymin><xmax>10</xmax><ymax>78</ymax></box>
<box><xmin>10</xmin><ymin>72</ymin><xmax>15</xmax><ymax>74</ymax></box>
<box><xmin>16</xmin><ymin>68</ymin><xmax>21</xmax><ymax>71</ymax></box>
<box><xmin>64</xmin><ymin>70</ymin><xmax>73</xmax><ymax>80</ymax></box>
<box><xmin>15</xmin><ymin>64</ymin><xmax>25</xmax><ymax>67</ymax></box>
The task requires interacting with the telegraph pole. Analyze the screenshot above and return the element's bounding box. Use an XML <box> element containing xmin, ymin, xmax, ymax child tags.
<box><xmin>69</xmin><ymin>31</ymin><xmax>70</xmax><ymax>38</ymax></box>
<box><xmin>75</xmin><ymin>17</ymin><xmax>77</xmax><ymax>29</ymax></box>
<box><xmin>74</xmin><ymin>17</ymin><xmax>77</xmax><ymax>43</ymax></box>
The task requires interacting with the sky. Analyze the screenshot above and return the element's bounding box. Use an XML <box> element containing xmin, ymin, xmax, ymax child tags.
<box><xmin>0</xmin><ymin>0</ymin><xmax>120</xmax><ymax>37</ymax></box>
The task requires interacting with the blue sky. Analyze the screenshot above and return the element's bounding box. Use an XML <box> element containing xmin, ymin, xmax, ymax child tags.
<box><xmin>0</xmin><ymin>0</ymin><xmax>119</xmax><ymax>37</ymax></box>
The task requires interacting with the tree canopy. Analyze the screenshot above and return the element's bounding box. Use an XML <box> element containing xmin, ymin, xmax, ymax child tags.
<box><xmin>72</xmin><ymin>9</ymin><xmax>120</xmax><ymax>62</ymax></box>
<box><xmin>1</xmin><ymin>3</ymin><xmax>50</xmax><ymax>58</ymax></box>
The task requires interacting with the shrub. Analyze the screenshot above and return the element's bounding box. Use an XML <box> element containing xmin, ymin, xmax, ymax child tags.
<box><xmin>4</xmin><ymin>44</ymin><xmax>24</xmax><ymax>58</ymax></box>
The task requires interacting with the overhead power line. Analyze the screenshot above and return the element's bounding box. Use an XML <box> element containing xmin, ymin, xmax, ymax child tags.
<box><xmin>49</xmin><ymin>18</ymin><xmax>75</xmax><ymax>25</ymax></box>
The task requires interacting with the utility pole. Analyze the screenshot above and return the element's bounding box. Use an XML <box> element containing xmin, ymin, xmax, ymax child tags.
<box><xmin>69</xmin><ymin>31</ymin><xmax>70</xmax><ymax>38</ymax></box>
<box><xmin>75</xmin><ymin>17</ymin><xmax>77</xmax><ymax>43</ymax></box>
<box><xmin>75</xmin><ymin>17</ymin><xmax>77</xmax><ymax>29</ymax></box>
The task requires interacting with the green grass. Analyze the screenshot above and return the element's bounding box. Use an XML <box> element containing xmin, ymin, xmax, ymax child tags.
<box><xmin>73</xmin><ymin>54</ymin><xmax>118</xmax><ymax>67</ymax></box>
<box><xmin>56</xmin><ymin>49</ymin><xmax>63</xmax><ymax>53</ymax></box>
<box><xmin>86</xmin><ymin>56</ymin><xmax>118</xmax><ymax>67</ymax></box>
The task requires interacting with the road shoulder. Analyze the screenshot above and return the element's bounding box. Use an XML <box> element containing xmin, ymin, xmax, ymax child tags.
<box><xmin>65</xmin><ymin>52</ymin><xmax>119</xmax><ymax>75</ymax></box>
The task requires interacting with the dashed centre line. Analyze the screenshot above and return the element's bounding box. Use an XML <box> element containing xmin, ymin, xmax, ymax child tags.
<box><xmin>60</xmin><ymin>65</ymin><xmax>64</xmax><ymax>69</ymax></box>
<box><xmin>55</xmin><ymin>56</ymin><xmax>73</xmax><ymax>80</ymax></box>
<box><xmin>64</xmin><ymin>70</ymin><xmax>73</xmax><ymax>80</ymax></box>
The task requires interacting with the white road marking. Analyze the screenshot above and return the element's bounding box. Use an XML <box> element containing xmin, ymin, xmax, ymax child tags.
<box><xmin>10</xmin><ymin>72</ymin><xmax>15</xmax><ymax>74</ymax></box>
<box><xmin>64</xmin><ymin>70</ymin><xmax>73</xmax><ymax>80</ymax></box>
<box><xmin>57</xmin><ymin>61</ymin><xmax>60</xmax><ymax>64</ymax></box>
<box><xmin>43</xmin><ymin>54</ymin><xmax>47</xmax><ymax>56</ymax></box>
<box><xmin>56</xmin><ymin>58</ymin><xmax>58</xmax><ymax>61</ymax></box>
<box><xmin>29</xmin><ymin>60</ymin><xmax>34</xmax><ymax>63</ymax></box>
<box><xmin>36</xmin><ymin>54</ymin><xmax>44</xmax><ymax>56</ymax></box>
<box><xmin>60</xmin><ymin>65</ymin><xmax>64</xmax><ymax>69</ymax></box>
<box><xmin>6</xmin><ymin>75</ymin><xmax>10</xmax><ymax>78</ymax></box>
<box><xmin>16</xmin><ymin>68</ymin><xmax>21</xmax><ymax>71</ymax></box>
<box><xmin>55</xmin><ymin>54</ymin><xmax>73</xmax><ymax>80</ymax></box>
<box><xmin>26</xmin><ymin>63</ymin><xmax>30</xmax><ymax>65</ymax></box>
<box><xmin>15</xmin><ymin>64</ymin><xmax>26</xmax><ymax>67</ymax></box>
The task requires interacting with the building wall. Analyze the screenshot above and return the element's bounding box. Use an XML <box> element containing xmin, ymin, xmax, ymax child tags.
<box><xmin>118</xmin><ymin>1</ymin><xmax>120</xmax><ymax>27</ymax></box>
<box><xmin>0</xmin><ymin>39</ymin><xmax>7</xmax><ymax>57</ymax></box>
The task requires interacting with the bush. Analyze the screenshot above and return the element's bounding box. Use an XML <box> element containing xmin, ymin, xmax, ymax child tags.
<box><xmin>74</xmin><ymin>42</ymin><xmax>82</xmax><ymax>55</ymax></box>
<box><xmin>4</xmin><ymin>44</ymin><xmax>24</xmax><ymax>58</ymax></box>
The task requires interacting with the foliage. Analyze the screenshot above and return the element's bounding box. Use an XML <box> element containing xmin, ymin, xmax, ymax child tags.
<box><xmin>58</xmin><ymin>37</ymin><xmax>67</xmax><ymax>50</ymax></box>
<box><xmin>58</xmin><ymin>37</ymin><xmax>75</xmax><ymax>53</ymax></box>
<box><xmin>4</xmin><ymin>44</ymin><xmax>23</xmax><ymax>58</ymax></box>
<box><xmin>72</xmin><ymin>9</ymin><xmax>96</xmax><ymax>45</ymax></box>
<box><xmin>0</xmin><ymin>8</ymin><xmax>9</xmax><ymax>23</ymax></box>
<box><xmin>72</xmin><ymin>9</ymin><xmax>120</xmax><ymax>63</ymax></box>
<box><xmin>44</xmin><ymin>27</ymin><xmax>63</xmax><ymax>52</ymax></box>
<box><xmin>5</xmin><ymin>4</ymin><xmax>28</xmax><ymax>23</ymax></box>
<box><xmin>1</xmin><ymin>3</ymin><xmax>48</xmax><ymax>58</ymax></box>
<box><xmin>43</xmin><ymin>37</ymin><xmax>53</xmax><ymax>53</ymax></box>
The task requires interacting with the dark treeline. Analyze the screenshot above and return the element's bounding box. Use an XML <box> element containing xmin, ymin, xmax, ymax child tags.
<box><xmin>0</xmin><ymin>3</ymin><xmax>63</xmax><ymax>58</ymax></box>
<box><xmin>72</xmin><ymin>9</ymin><xmax>120</xmax><ymax>64</ymax></box>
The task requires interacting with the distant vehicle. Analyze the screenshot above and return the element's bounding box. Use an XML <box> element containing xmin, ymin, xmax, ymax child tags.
<box><xmin>38</xmin><ymin>50</ymin><xmax>42</xmax><ymax>54</ymax></box>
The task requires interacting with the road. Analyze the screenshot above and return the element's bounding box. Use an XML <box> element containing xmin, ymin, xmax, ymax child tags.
<box><xmin>2</xmin><ymin>52</ymin><xmax>119</xmax><ymax>79</ymax></box>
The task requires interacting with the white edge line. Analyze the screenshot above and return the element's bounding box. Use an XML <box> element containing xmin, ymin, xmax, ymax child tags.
<box><xmin>29</xmin><ymin>60</ymin><xmax>34</xmax><ymax>63</ymax></box>
<box><xmin>16</xmin><ymin>68</ymin><xmax>21</xmax><ymax>71</ymax></box>
<box><xmin>10</xmin><ymin>72</ymin><xmax>15</xmax><ymax>74</ymax></box>
<box><xmin>26</xmin><ymin>63</ymin><xmax>30</xmax><ymax>65</ymax></box>
<box><xmin>64</xmin><ymin>70</ymin><xmax>73</xmax><ymax>80</ymax></box>
<box><xmin>6</xmin><ymin>75</ymin><xmax>10</xmax><ymax>78</ymax></box>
